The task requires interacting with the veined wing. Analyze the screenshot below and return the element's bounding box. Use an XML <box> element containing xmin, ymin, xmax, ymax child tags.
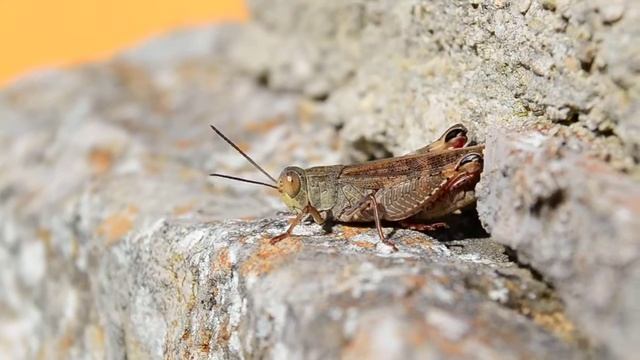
<box><xmin>337</xmin><ymin>145</ymin><xmax>484</xmax><ymax>189</ymax></box>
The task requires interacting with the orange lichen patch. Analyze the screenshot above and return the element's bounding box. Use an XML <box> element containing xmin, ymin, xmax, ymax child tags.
<box><xmin>403</xmin><ymin>275</ymin><xmax>428</xmax><ymax>292</ymax></box>
<box><xmin>85</xmin><ymin>324</ymin><xmax>106</xmax><ymax>352</ymax></box>
<box><xmin>173</xmin><ymin>202</ymin><xmax>195</xmax><ymax>216</ymax></box>
<box><xmin>181</xmin><ymin>328</ymin><xmax>191</xmax><ymax>341</ymax></box>
<box><xmin>306</xmin><ymin>153</ymin><xmax>328</xmax><ymax>163</ymax></box>
<box><xmin>122</xmin><ymin>326</ymin><xmax>148</xmax><ymax>360</ymax></box>
<box><xmin>342</xmin><ymin>324</ymin><xmax>374</xmax><ymax>360</ymax></box>
<box><xmin>204</xmin><ymin>183</ymin><xmax>227</xmax><ymax>194</ymax></box>
<box><xmin>36</xmin><ymin>228</ymin><xmax>52</xmax><ymax>250</ymax></box>
<box><xmin>198</xmin><ymin>329</ymin><xmax>212</xmax><ymax>354</ymax></box>
<box><xmin>352</xmin><ymin>240</ymin><xmax>376</xmax><ymax>250</ymax></box>
<box><xmin>330</xmin><ymin>132</ymin><xmax>341</xmax><ymax>151</ymax></box>
<box><xmin>36</xmin><ymin>228</ymin><xmax>51</xmax><ymax>242</ymax></box>
<box><xmin>70</xmin><ymin>237</ymin><xmax>80</xmax><ymax>259</ymax></box>
<box><xmin>615</xmin><ymin>192</ymin><xmax>640</xmax><ymax>213</ymax></box>
<box><xmin>174</xmin><ymin>138</ymin><xmax>195</xmax><ymax>149</ymax></box>
<box><xmin>88</xmin><ymin>147</ymin><xmax>114</xmax><ymax>174</ymax></box>
<box><xmin>143</xmin><ymin>155</ymin><xmax>167</xmax><ymax>174</ymax></box>
<box><xmin>179</xmin><ymin>168</ymin><xmax>200</xmax><ymax>181</ymax></box>
<box><xmin>243</xmin><ymin>115</ymin><xmax>285</xmax><ymax>134</ymax></box>
<box><xmin>98</xmin><ymin>205</ymin><xmax>139</xmax><ymax>244</ymax></box>
<box><xmin>340</xmin><ymin>225</ymin><xmax>370</xmax><ymax>239</ymax></box>
<box><xmin>217</xmin><ymin>317</ymin><xmax>231</xmax><ymax>343</ymax></box>
<box><xmin>112</xmin><ymin>61</ymin><xmax>170</xmax><ymax>113</ymax></box>
<box><xmin>564</xmin><ymin>56</ymin><xmax>580</xmax><ymax>72</ymax></box>
<box><xmin>405</xmin><ymin>321</ymin><xmax>431</xmax><ymax>348</ymax></box>
<box><xmin>240</xmin><ymin>236</ymin><xmax>302</xmax><ymax>276</ymax></box>
<box><xmin>297</xmin><ymin>100</ymin><xmax>318</xmax><ymax>123</ymax></box>
<box><xmin>57</xmin><ymin>329</ymin><xmax>75</xmax><ymax>356</ymax></box>
<box><xmin>401</xmin><ymin>236</ymin><xmax>437</xmax><ymax>251</ymax></box>
<box><xmin>214</xmin><ymin>248</ymin><xmax>232</xmax><ymax>272</ymax></box>
<box><xmin>421</xmin><ymin>323</ymin><xmax>468</xmax><ymax>357</ymax></box>
<box><xmin>532</xmin><ymin>311</ymin><xmax>577</xmax><ymax>342</ymax></box>
<box><xmin>235</xmin><ymin>141</ymin><xmax>251</xmax><ymax>153</ymax></box>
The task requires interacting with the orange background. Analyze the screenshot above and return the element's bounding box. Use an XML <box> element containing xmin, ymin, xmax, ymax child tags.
<box><xmin>0</xmin><ymin>0</ymin><xmax>248</xmax><ymax>87</ymax></box>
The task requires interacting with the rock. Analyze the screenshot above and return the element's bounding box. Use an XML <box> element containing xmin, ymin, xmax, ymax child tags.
<box><xmin>0</xmin><ymin>25</ymin><xmax>593</xmax><ymax>358</ymax></box>
<box><xmin>1</xmin><ymin>0</ymin><xmax>639</xmax><ymax>358</ymax></box>
<box><xmin>241</xmin><ymin>0</ymin><xmax>639</xmax><ymax>165</ymax></box>
<box><xmin>96</xmin><ymin>219</ymin><xmax>589</xmax><ymax>359</ymax></box>
<box><xmin>477</xmin><ymin>124</ymin><xmax>640</xmax><ymax>357</ymax></box>
<box><xmin>0</xmin><ymin>52</ymin><xmax>593</xmax><ymax>356</ymax></box>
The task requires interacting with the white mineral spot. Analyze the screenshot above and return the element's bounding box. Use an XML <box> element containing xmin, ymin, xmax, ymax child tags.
<box><xmin>489</xmin><ymin>287</ymin><xmax>510</xmax><ymax>303</ymax></box>
<box><xmin>343</xmin><ymin>308</ymin><xmax>359</xmax><ymax>337</ymax></box>
<box><xmin>272</xmin><ymin>342</ymin><xmax>290</xmax><ymax>359</ymax></box>
<box><xmin>131</xmin><ymin>289</ymin><xmax>167</xmax><ymax>359</ymax></box>
<box><xmin>179</xmin><ymin>229</ymin><xmax>205</xmax><ymax>250</ymax></box>
<box><xmin>64</xmin><ymin>288</ymin><xmax>79</xmax><ymax>323</ymax></box>
<box><xmin>432</xmin><ymin>283</ymin><xmax>455</xmax><ymax>303</ymax></box>
<box><xmin>371</xmin><ymin>317</ymin><xmax>403</xmax><ymax>358</ymax></box>
<box><xmin>376</xmin><ymin>242</ymin><xmax>396</xmax><ymax>254</ymax></box>
<box><xmin>256</xmin><ymin>315</ymin><xmax>272</xmax><ymax>338</ymax></box>
<box><xmin>458</xmin><ymin>253</ymin><xmax>493</xmax><ymax>265</ymax></box>
<box><xmin>517</xmin><ymin>132</ymin><xmax>549</xmax><ymax>149</ymax></box>
<box><xmin>291</xmin><ymin>223</ymin><xmax>317</xmax><ymax>236</ymax></box>
<box><xmin>494</xmin><ymin>0</ymin><xmax>509</xmax><ymax>9</ymax></box>
<box><xmin>328</xmin><ymin>307</ymin><xmax>343</xmax><ymax>321</ymax></box>
<box><xmin>18</xmin><ymin>240</ymin><xmax>46</xmax><ymax>287</ymax></box>
<box><xmin>3</xmin><ymin>217</ymin><xmax>18</xmax><ymax>245</ymax></box>
<box><xmin>426</xmin><ymin>308</ymin><xmax>470</xmax><ymax>341</ymax></box>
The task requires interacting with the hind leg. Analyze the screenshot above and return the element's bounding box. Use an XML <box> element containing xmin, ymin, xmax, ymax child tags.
<box><xmin>342</xmin><ymin>193</ymin><xmax>397</xmax><ymax>250</ymax></box>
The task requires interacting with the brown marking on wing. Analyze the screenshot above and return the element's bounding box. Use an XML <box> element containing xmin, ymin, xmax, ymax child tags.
<box><xmin>338</xmin><ymin>145</ymin><xmax>484</xmax><ymax>190</ymax></box>
<box><xmin>377</xmin><ymin>174</ymin><xmax>450</xmax><ymax>221</ymax></box>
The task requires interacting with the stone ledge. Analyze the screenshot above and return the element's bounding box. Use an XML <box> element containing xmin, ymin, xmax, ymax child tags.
<box><xmin>99</xmin><ymin>218</ymin><xmax>588</xmax><ymax>358</ymax></box>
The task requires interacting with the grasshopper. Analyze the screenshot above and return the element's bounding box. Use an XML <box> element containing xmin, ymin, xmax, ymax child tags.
<box><xmin>210</xmin><ymin>124</ymin><xmax>484</xmax><ymax>249</ymax></box>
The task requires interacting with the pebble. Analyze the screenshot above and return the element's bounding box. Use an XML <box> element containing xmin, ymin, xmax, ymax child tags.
<box><xmin>599</xmin><ymin>1</ymin><xmax>625</xmax><ymax>24</ymax></box>
<box><xmin>518</xmin><ymin>0</ymin><xmax>532</xmax><ymax>14</ymax></box>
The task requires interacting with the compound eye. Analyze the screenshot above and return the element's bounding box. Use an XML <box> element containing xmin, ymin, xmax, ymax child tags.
<box><xmin>282</xmin><ymin>171</ymin><xmax>301</xmax><ymax>197</ymax></box>
<box><xmin>456</xmin><ymin>153</ymin><xmax>483</xmax><ymax>171</ymax></box>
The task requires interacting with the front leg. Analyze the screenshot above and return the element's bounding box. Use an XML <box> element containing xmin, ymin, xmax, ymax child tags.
<box><xmin>270</xmin><ymin>205</ymin><xmax>325</xmax><ymax>245</ymax></box>
<box><xmin>307</xmin><ymin>206</ymin><xmax>327</xmax><ymax>225</ymax></box>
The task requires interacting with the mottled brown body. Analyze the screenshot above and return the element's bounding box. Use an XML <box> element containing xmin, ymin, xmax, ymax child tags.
<box><xmin>300</xmin><ymin>145</ymin><xmax>484</xmax><ymax>223</ymax></box>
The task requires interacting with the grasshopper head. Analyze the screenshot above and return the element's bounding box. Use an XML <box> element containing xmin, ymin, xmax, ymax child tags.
<box><xmin>277</xmin><ymin>166</ymin><xmax>309</xmax><ymax>213</ymax></box>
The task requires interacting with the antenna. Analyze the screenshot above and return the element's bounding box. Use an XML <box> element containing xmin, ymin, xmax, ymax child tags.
<box><xmin>209</xmin><ymin>125</ymin><xmax>277</xmax><ymax>184</ymax></box>
<box><xmin>209</xmin><ymin>173</ymin><xmax>278</xmax><ymax>189</ymax></box>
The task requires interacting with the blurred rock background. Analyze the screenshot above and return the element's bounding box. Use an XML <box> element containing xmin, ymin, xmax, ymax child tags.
<box><xmin>1</xmin><ymin>0</ymin><xmax>639</xmax><ymax>358</ymax></box>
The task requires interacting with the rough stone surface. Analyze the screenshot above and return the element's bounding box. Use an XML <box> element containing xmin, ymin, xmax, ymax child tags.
<box><xmin>477</xmin><ymin>124</ymin><xmax>640</xmax><ymax>357</ymax></box>
<box><xmin>236</xmin><ymin>0</ymin><xmax>639</xmax><ymax>171</ymax></box>
<box><xmin>1</xmin><ymin>0</ymin><xmax>639</xmax><ymax>359</ymax></box>
<box><xmin>0</xmin><ymin>46</ymin><xmax>592</xmax><ymax>357</ymax></box>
